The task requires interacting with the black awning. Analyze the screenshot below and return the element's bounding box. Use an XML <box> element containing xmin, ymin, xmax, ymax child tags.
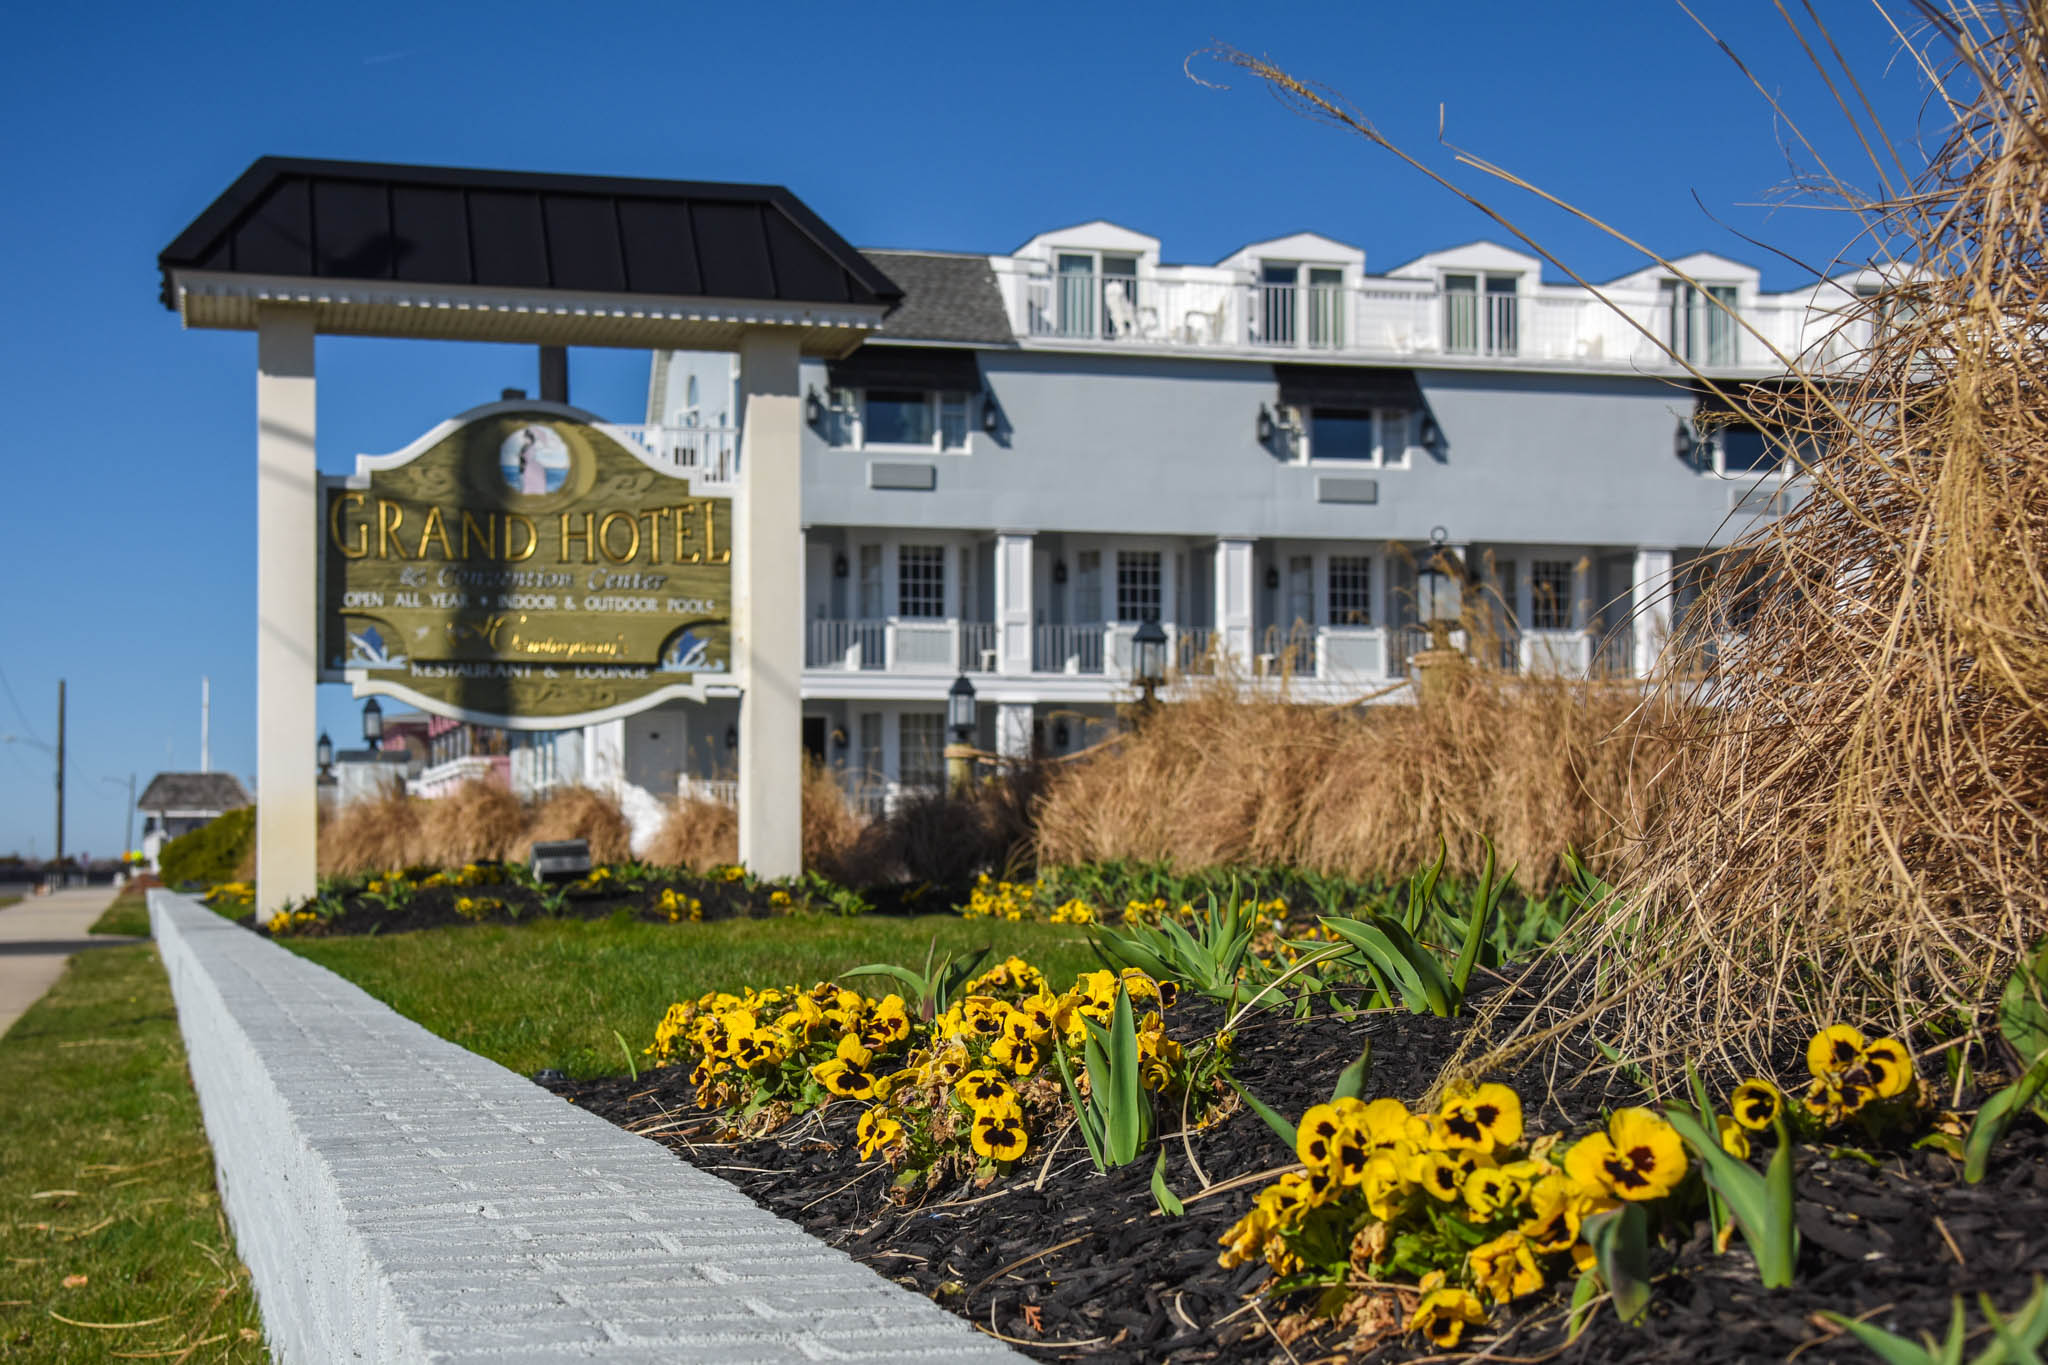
<box><xmin>827</xmin><ymin>344</ymin><xmax>984</xmax><ymax>392</ymax></box>
<box><xmin>1274</xmin><ymin>363</ymin><xmax>1422</xmax><ymax>410</ymax></box>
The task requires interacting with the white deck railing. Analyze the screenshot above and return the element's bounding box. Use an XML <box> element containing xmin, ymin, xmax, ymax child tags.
<box><xmin>997</xmin><ymin>267</ymin><xmax>1831</xmax><ymax>372</ymax></box>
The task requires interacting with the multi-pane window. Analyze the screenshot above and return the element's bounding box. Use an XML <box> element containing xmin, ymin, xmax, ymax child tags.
<box><xmin>1115</xmin><ymin>550</ymin><xmax>1162</xmax><ymax>622</ymax></box>
<box><xmin>1530</xmin><ymin>559</ymin><xmax>1575</xmax><ymax>630</ymax></box>
<box><xmin>1309</xmin><ymin>408</ymin><xmax>1413</xmax><ymax>465</ymax></box>
<box><xmin>1328</xmin><ymin>556</ymin><xmax>1373</xmax><ymax>625</ymax></box>
<box><xmin>898</xmin><ymin>545</ymin><xmax>946</xmax><ymax>618</ymax></box>
<box><xmin>865</xmin><ymin>389</ymin><xmax>934</xmax><ymax>446</ymax></box>
<box><xmin>899</xmin><ymin>713</ymin><xmax>945</xmax><ymax>790</ymax></box>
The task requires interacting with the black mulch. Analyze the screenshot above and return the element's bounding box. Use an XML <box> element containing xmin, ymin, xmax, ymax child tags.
<box><xmin>255</xmin><ymin>873</ymin><xmax>965</xmax><ymax>937</ymax></box>
<box><xmin>548</xmin><ymin>980</ymin><xmax>2048</xmax><ymax>1364</ymax></box>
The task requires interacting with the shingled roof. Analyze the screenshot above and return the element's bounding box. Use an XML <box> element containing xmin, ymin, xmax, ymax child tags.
<box><xmin>138</xmin><ymin>772</ymin><xmax>253</xmax><ymax>813</ymax></box>
<box><xmin>159</xmin><ymin>157</ymin><xmax>904</xmax><ymax>311</ymax></box>
<box><xmin>861</xmin><ymin>250</ymin><xmax>1015</xmax><ymax>345</ymax></box>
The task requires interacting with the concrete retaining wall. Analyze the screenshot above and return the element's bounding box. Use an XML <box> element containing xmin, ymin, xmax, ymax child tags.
<box><xmin>150</xmin><ymin>890</ymin><xmax>1021</xmax><ymax>1364</ymax></box>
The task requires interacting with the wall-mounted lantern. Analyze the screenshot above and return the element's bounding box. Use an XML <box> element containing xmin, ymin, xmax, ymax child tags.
<box><xmin>805</xmin><ymin>387</ymin><xmax>826</xmax><ymax>426</ymax></box>
<box><xmin>1256</xmin><ymin>403</ymin><xmax>1275</xmax><ymax>445</ymax></box>
<box><xmin>833</xmin><ymin>553</ymin><xmax>849</xmax><ymax>579</ymax></box>
<box><xmin>1052</xmin><ymin>559</ymin><xmax>1068</xmax><ymax>586</ymax></box>
<box><xmin>982</xmin><ymin>393</ymin><xmax>1001</xmax><ymax>433</ymax></box>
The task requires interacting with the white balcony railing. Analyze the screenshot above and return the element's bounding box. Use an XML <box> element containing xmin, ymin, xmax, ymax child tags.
<box><xmin>806</xmin><ymin>619</ymin><xmax>1001</xmax><ymax>673</ymax></box>
<box><xmin>998</xmin><ymin>267</ymin><xmax>1826</xmax><ymax>373</ymax></box>
<box><xmin>608</xmin><ymin>422</ymin><xmax>739</xmax><ymax>488</ymax></box>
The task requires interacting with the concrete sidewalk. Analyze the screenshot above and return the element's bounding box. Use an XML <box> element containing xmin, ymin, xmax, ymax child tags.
<box><xmin>0</xmin><ymin>884</ymin><xmax>134</xmax><ymax>1039</ymax></box>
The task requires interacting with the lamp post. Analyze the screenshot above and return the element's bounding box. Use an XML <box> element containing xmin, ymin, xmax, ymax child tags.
<box><xmin>945</xmin><ymin>674</ymin><xmax>977</xmax><ymax>795</ymax></box>
<box><xmin>316</xmin><ymin>731</ymin><xmax>334</xmax><ymax>776</ymax></box>
<box><xmin>361</xmin><ymin>697</ymin><xmax>384</xmax><ymax>746</ymax></box>
<box><xmin>1132</xmin><ymin>617</ymin><xmax>1168</xmax><ymax>715</ymax></box>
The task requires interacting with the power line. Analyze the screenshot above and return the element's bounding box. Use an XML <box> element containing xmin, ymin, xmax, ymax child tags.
<box><xmin>0</xmin><ymin>660</ymin><xmax>44</xmax><ymax>746</ymax></box>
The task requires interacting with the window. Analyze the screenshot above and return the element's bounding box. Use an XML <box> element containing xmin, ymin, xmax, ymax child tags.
<box><xmin>939</xmin><ymin>393</ymin><xmax>969</xmax><ymax>450</ymax></box>
<box><xmin>1075</xmin><ymin>550</ymin><xmax>1103</xmax><ymax>623</ymax></box>
<box><xmin>858</xmin><ymin>712</ymin><xmax>883</xmax><ymax>782</ymax></box>
<box><xmin>857</xmin><ymin>545</ymin><xmax>884</xmax><ymax>618</ymax></box>
<box><xmin>1530</xmin><ymin>560</ymin><xmax>1575</xmax><ymax>630</ymax></box>
<box><xmin>831</xmin><ymin>390</ymin><xmax>971</xmax><ymax>450</ymax></box>
<box><xmin>1258</xmin><ymin>262</ymin><xmax>1298</xmax><ymax>346</ymax></box>
<box><xmin>899</xmin><ymin>713</ymin><xmax>945</xmax><ymax>790</ymax></box>
<box><xmin>898</xmin><ymin>545</ymin><xmax>946</xmax><ymax>618</ymax></box>
<box><xmin>1444</xmin><ymin>274</ymin><xmax>1519</xmax><ymax>355</ymax></box>
<box><xmin>1329</xmin><ymin>556</ymin><xmax>1373</xmax><ymax>625</ymax></box>
<box><xmin>1307</xmin><ymin>267</ymin><xmax>1345</xmax><ymax>348</ymax></box>
<box><xmin>1308</xmin><ymin>407</ymin><xmax>1413</xmax><ymax>465</ymax></box>
<box><xmin>1053</xmin><ymin>251</ymin><xmax>1139</xmax><ymax>339</ymax></box>
<box><xmin>1662</xmin><ymin>280</ymin><xmax>1740</xmax><ymax>366</ymax></box>
<box><xmin>864</xmin><ymin>389</ymin><xmax>933</xmax><ymax>446</ymax></box>
<box><xmin>1115</xmin><ymin>550</ymin><xmax>1162</xmax><ymax>622</ymax></box>
<box><xmin>1717</xmin><ymin>427</ymin><xmax>1781</xmax><ymax>475</ymax></box>
<box><xmin>1310</xmin><ymin>408</ymin><xmax>1375</xmax><ymax>461</ymax></box>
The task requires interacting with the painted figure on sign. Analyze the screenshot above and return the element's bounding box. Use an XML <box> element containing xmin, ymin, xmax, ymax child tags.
<box><xmin>497</xmin><ymin>425</ymin><xmax>570</xmax><ymax>495</ymax></box>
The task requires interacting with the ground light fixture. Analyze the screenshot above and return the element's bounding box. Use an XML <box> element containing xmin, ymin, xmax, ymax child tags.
<box><xmin>362</xmin><ymin>697</ymin><xmax>384</xmax><ymax>745</ymax></box>
<box><xmin>1132</xmin><ymin>618</ymin><xmax>1168</xmax><ymax>710</ymax></box>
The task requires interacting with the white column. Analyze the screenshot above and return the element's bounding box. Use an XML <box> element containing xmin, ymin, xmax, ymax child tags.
<box><xmin>255</xmin><ymin>306</ymin><xmax>318</xmax><ymax>915</ymax></box>
<box><xmin>995</xmin><ymin>532</ymin><xmax>1034</xmax><ymax>675</ymax></box>
<box><xmin>736</xmin><ymin>330</ymin><xmax>803</xmax><ymax>878</ymax></box>
<box><xmin>1214</xmin><ymin>537</ymin><xmax>1256</xmax><ymax>671</ymax></box>
<box><xmin>995</xmin><ymin>702</ymin><xmax>1033</xmax><ymax>760</ymax></box>
<box><xmin>1632</xmin><ymin>546</ymin><xmax>1675</xmax><ymax>679</ymax></box>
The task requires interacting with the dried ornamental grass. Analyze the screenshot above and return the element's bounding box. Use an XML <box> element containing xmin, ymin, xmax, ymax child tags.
<box><xmin>523</xmin><ymin>784</ymin><xmax>633</xmax><ymax>865</ymax></box>
<box><xmin>1033</xmin><ymin>671</ymin><xmax>1677</xmax><ymax>893</ymax></box>
<box><xmin>317</xmin><ymin>786</ymin><xmax>424</xmax><ymax>876</ymax></box>
<box><xmin>416</xmin><ymin>778</ymin><xmax>525</xmax><ymax>865</ymax></box>
<box><xmin>645</xmin><ymin>794</ymin><xmax>738</xmax><ymax>870</ymax></box>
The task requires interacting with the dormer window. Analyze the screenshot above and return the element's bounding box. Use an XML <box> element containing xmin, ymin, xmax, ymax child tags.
<box><xmin>1053</xmin><ymin>252</ymin><xmax>1141</xmax><ymax>339</ymax></box>
<box><xmin>1256</xmin><ymin>263</ymin><xmax>1347</xmax><ymax>348</ymax></box>
<box><xmin>1661</xmin><ymin>279</ymin><xmax>1739</xmax><ymax>366</ymax></box>
<box><xmin>1443</xmin><ymin>274</ymin><xmax>1518</xmax><ymax>356</ymax></box>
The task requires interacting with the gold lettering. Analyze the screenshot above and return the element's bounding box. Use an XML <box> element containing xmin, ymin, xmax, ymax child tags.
<box><xmin>460</xmin><ymin>510</ymin><xmax>495</xmax><ymax>559</ymax></box>
<box><xmin>329</xmin><ymin>491</ymin><xmax>368</xmax><ymax>559</ymax></box>
<box><xmin>704</xmin><ymin>503</ymin><xmax>729</xmax><ymax>564</ymax></box>
<box><xmin>417</xmin><ymin>506</ymin><xmax>454</xmax><ymax>559</ymax></box>
<box><xmin>597</xmin><ymin>510</ymin><xmax>640</xmax><ymax>564</ymax></box>
<box><xmin>559</xmin><ymin>512</ymin><xmax>595</xmax><ymax>564</ymax></box>
<box><xmin>673</xmin><ymin>501</ymin><xmax>700</xmax><ymax>564</ymax></box>
<box><xmin>639</xmin><ymin>508</ymin><xmax>668</xmax><ymax>565</ymax></box>
<box><xmin>377</xmin><ymin>500</ymin><xmax>407</xmax><ymax>559</ymax></box>
<box><xmin>503</xmin><ymin>514</ymin><xmax>538</xmax><ymax>562</ymax></box>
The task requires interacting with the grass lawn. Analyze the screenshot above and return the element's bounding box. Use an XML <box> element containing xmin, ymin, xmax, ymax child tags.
<box><xmin>287</xmin><ymin>912</ymin><xmax>1100</xmax><ymax>1079</ymax></box>
<box><xmin>89</xmin><ymin>886</ymin><xmax>151</xmax><ymax>938</ymax></box>
<box><xmin>0</xmin><ymin>943</ymin><xmax>265</xmax><ymax>1362</ymax></box>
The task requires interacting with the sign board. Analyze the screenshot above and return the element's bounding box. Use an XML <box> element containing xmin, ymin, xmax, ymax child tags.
<box><xmin>320</xmin><ymin>401</ymin><xmax>733</xmax><ymax>728</ymax></box>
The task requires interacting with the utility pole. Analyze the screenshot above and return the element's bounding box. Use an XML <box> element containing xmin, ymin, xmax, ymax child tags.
<box><xmin>54</xmin><ymin>679</ymin><xmax>66</xmax><ymax>882</ymax></box>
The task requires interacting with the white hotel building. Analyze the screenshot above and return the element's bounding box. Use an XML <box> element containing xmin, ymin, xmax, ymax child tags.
<box><xmin>436</xmin><ymin>220</ymin><xmax>1877</xmax><ymax>823</ymax></box>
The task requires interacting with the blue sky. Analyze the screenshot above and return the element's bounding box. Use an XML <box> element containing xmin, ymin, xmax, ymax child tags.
<box><xmin>0</xmin><ymin>1</ymin><xmax>1937</xmax><ymax>858</ymax></box>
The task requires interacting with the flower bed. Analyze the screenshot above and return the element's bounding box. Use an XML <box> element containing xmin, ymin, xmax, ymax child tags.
<box><xmin>557</xmin><ymin>976</ymin><xmax>2048</xmax><ymax>1362</ymax></box>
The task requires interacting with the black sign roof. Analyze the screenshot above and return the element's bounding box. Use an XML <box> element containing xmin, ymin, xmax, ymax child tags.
<box><xmin>158</xmin><ymin>157</ymin><xmax>903</xmax><ymax>312</ymax></box>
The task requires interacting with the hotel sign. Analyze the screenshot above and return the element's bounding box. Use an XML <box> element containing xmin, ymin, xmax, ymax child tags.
<box><xmin>320</xmin><ymin>401</ymin><xmax>733</xmax><ymax>727</ymax></box>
